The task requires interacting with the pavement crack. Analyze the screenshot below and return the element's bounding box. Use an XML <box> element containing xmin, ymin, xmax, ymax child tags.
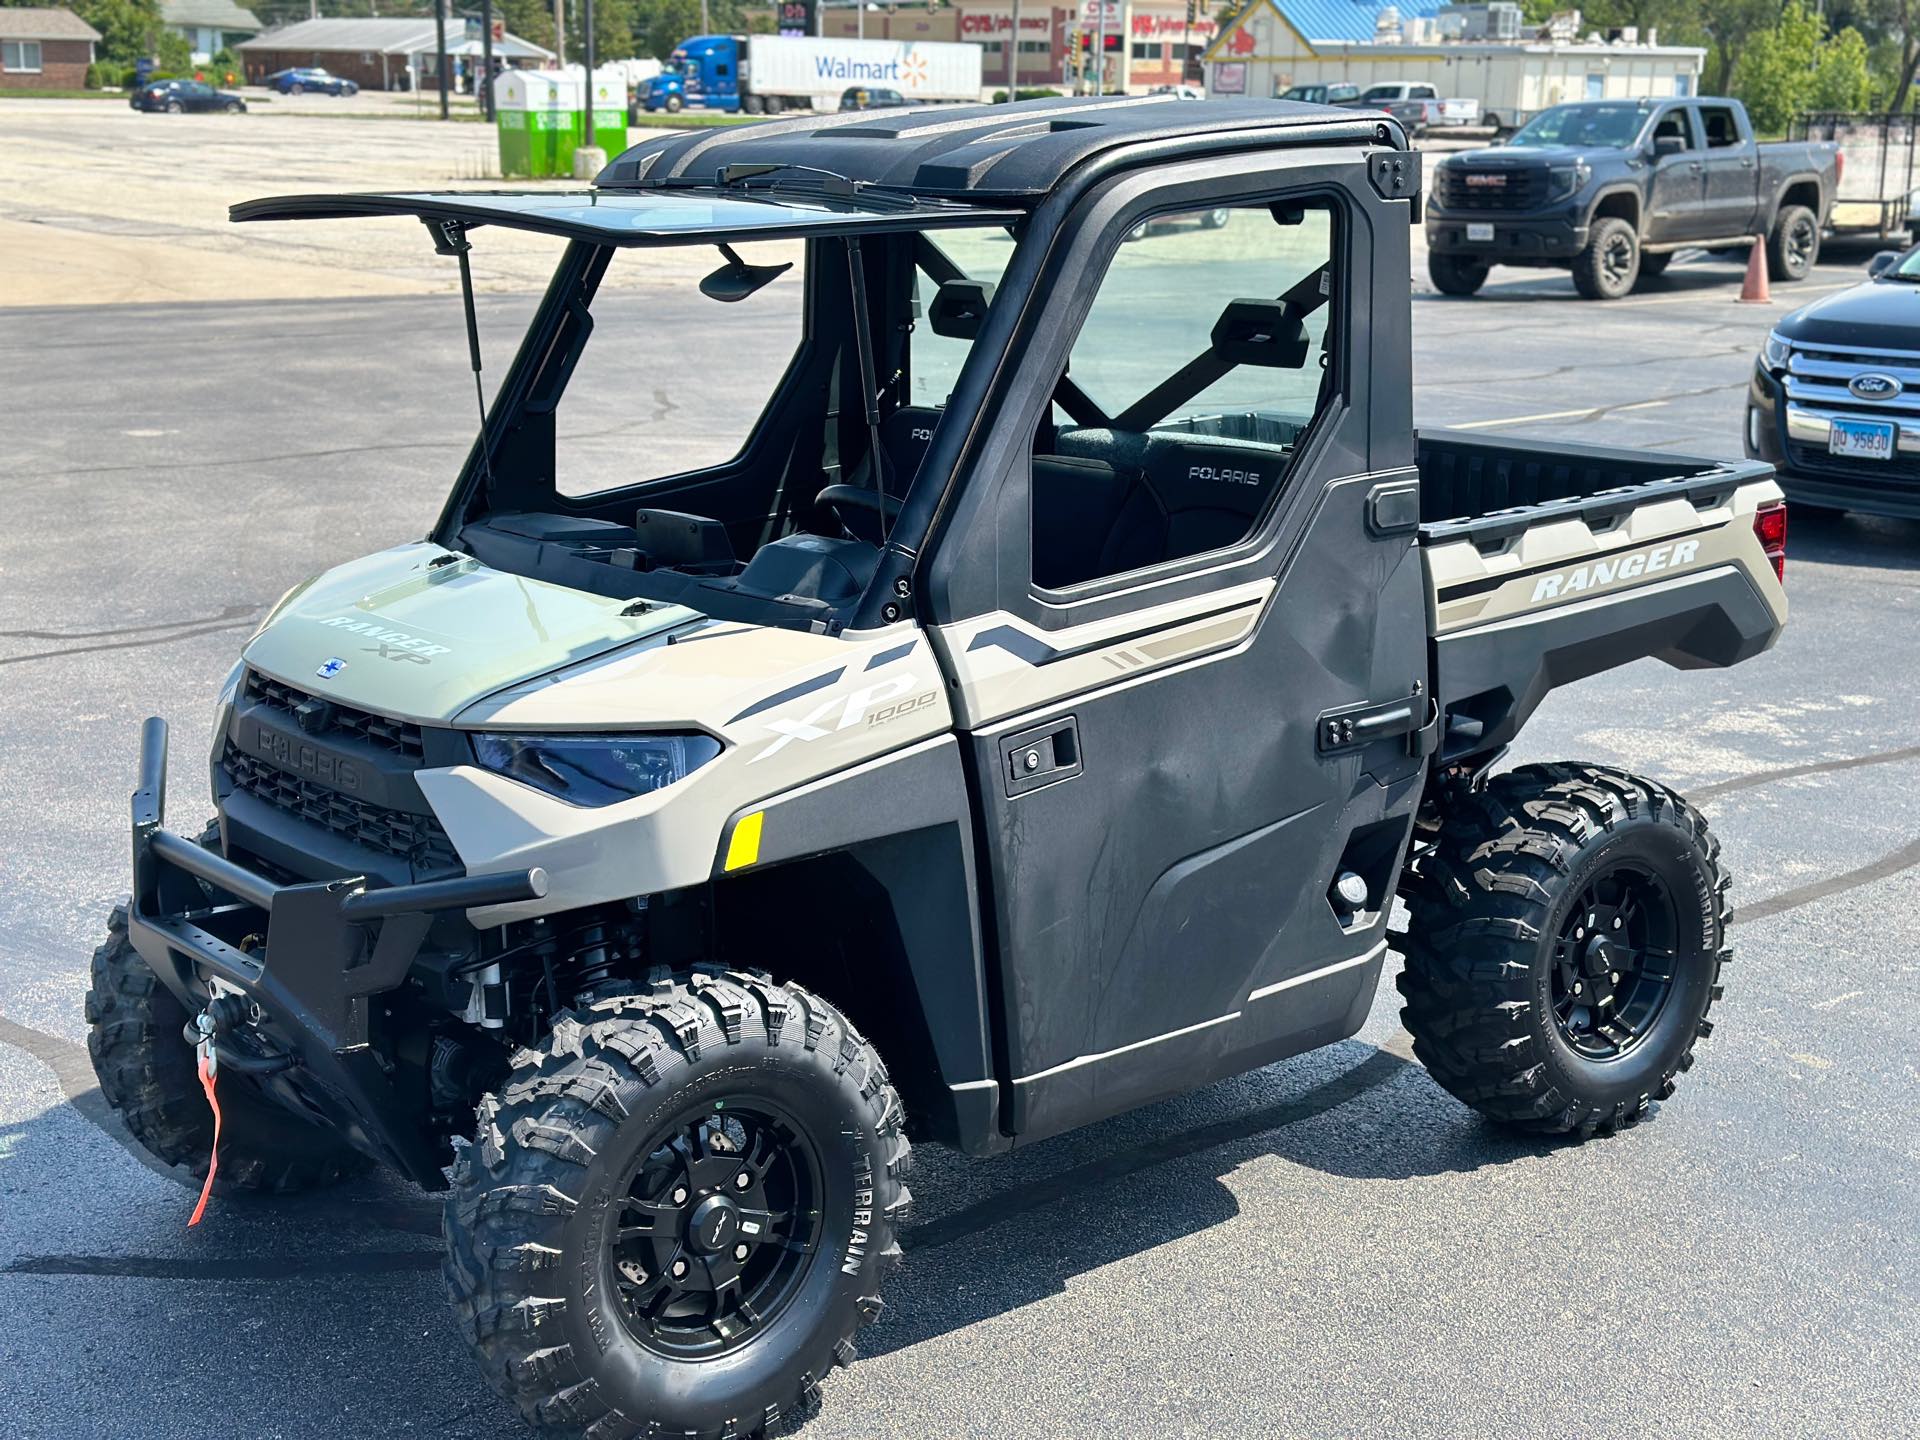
<box><xmin>0</xmin><ymin>603</ymin><xmax>260</xmax><ymax>643</ymax></box>
<box><xmin>0</xmin><ymin>617</ymin><xmax>260</xmax><ymax>668</ymax></box>
<box><xmin>1692</xmin><ymin>743</ymin><xmax>1920</xmax><ymax>800</ymax></box>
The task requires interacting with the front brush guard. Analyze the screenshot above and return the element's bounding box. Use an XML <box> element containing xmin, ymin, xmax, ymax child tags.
<box><xmin>125</xmin><ymin>716</ymin><xmax>545</xmax><ymax>1187</ymax></box>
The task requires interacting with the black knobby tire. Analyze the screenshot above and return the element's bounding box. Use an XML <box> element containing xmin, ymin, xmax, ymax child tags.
<box><xmin>1428</xmin><ymin>251</ymin><xmax>1489</xmax><ymax>296</ymax></box>
<box><xmin>1396</xmin><ymin>764</ymin><xmax>1730</xmax><ymax>1140</ymax></box>
<box><xmin>445</xmin><ymin>968</ymin><xmax>910</xmax><ymax>1439</ymax></box>
<box><xmin>1766</xmin><ymin>203</ymin><xmax>1819</xmax><ymax>282</ymax></box>
<box><xmin>1572</xmin><ymin>216</ymin><xmax>1639</xmax><ymax>300</ymax></box>
<box><xmin>85</xmin><ymin>872</ymin><xmax>369</xmax><ymax>1193</ymax></box>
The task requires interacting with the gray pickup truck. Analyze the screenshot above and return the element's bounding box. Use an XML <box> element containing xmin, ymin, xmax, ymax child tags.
<box><xmin>1427</xmin><ymin>96</ymin><xmax>1839</xmax><ymax>299</ymax></box>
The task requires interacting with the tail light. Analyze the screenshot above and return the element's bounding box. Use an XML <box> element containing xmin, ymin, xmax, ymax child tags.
<box><xmin>1753</xmin><ymin>500</ymin><xmax>1787</xmax><ymax>583</ymax></box>
<box><xmin>1835</xmin><ymin>150</ymin><xmax>1845</xmax><ymax>187</ymax></box>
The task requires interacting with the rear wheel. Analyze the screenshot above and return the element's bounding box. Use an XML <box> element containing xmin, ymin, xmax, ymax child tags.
<box><xmin>1199</xmin><ymin>207</ymin><xmax>1230</xmax><ymax>229</ymax></box>
<box><xmin>1767</xmin><ymin>204</ymin><xmax>1819</xmax><ymax>282</ymax></box>
<box><xmin>1428</xmin><ymin>251</ymin><xmax>1489</xmax><ymax>296</ymax></box>
<box><xmin>743</xmin><ymin>92</ymin><xmax>764</xmax><ymax>114</ymax></box>
<box><xmin>446</xmin><ymin>969</ymin><xmax>909</xmax><ymax>1439</ymax></box>
<box><xmin>1396</xmin><ymin>764</ymin><xmax>1730</xmax><ymax>1139</ymax></box>
<box><xmin>165</xmin><ymin>100</ymin><xmax>183</xmax><ymax>113</ymax></box>
<box><xmin>1572</xmin><ymin>216</ymin><xmax>1639</xmax><ymax>299</ymax></box>
<box><xmin>85</xmin><ymin>882</ymin><xmax>367</xmax><ymax>1193</ymax></box>
<box><xmin>223</xmin><ymin>100</ymin><xmax>241</xmax><ymax>112</ymax></box>
<box><xmin>1636</xmin><ymin>251</ymin><xmax>1672</xmax><ymax>278</ymax></box>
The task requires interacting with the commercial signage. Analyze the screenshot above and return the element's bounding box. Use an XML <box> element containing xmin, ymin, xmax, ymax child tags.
<box><xmin>1212</xmin><ymin>61</ymin><xmax>1246</xmax><ymax>93</ymax></box>
<box><xmin>959</xmin><ymin>11</ymin><xmax>1054</xmax><ymax>33</ymax></box>
<box><xmin>778</xmin><ymin>0</ymin><xmax>814</xmax><ymax>37</ymax></box>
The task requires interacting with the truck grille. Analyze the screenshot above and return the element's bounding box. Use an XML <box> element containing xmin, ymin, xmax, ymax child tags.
<box><xmin>243</xmin><ymin>671</ymin><xmax>426</xmax><ymax>760</ymax></box>
<box><xmin>1436</xmin><ymin>165</ymin><xmax>1547</xmax><ymax>211</ymax></box>
<box><xmin>1783</xmin><ymin>342</ymin><xmax>1920</xmax><ymax>421</ymax></box>
<box><xmin>223</xmin><ymin>743</ymin><xmax>460</xmax><ymax>870</ymax></box>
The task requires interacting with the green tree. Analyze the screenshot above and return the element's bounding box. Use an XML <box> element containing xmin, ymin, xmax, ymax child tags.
<box><xmin>1810</xmin><ymin>25</ymin><xmax>1877</xmax><ymax>109</ymax></box>
<box><xmin>1731</xmin><ymin>0</ymin><xmax>1824</xmax><ymax>133</ymax></box>
<box><xmin>1698</xmin><ymin>0</ymin><xmax>1776</xmax><ymax>93</ymax></box>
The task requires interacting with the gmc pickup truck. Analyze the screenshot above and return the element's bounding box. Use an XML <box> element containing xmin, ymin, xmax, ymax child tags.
<box><xmin>1427</xmin><ymin>96</ymin><xmax>1839</xmax><ymax>300</ymax></box>
<box><xmin>90</xmin><ymin>96</ymin><xmax>1789</xmax><ymax>1440</ymax></box>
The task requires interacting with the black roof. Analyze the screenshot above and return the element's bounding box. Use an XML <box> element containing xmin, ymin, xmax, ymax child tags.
<box><xmin>595</xmin><ymin>95</ymin><xmax>1400</xmax><ymax>204</ymax></box>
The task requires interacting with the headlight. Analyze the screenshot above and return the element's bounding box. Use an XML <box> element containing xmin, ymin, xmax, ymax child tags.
<box><xmin>473</xmin><ymin>733</ymin><xmax>722</xmax><ymax>807</ymax></box>
<box><xmin>1762</xmin><ymin>330</ymin><xmax>1793</xmax><ymax>372</ymax></box>
<box><xmin>1546</xmin><ymin>163</ymin><xmax>1590</xmax><ymax>202</ymax></box>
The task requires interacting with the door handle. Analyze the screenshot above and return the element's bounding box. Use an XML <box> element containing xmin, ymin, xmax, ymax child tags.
<box><xmin>1001</xmin><ymin>716</ymin><xmax>1083</xmax><ymax>797</ymax></box>
<box><xmin>1317</xmin><ymin>696</ymin><xmax>1437</xmax><ymax>757</ymax></box>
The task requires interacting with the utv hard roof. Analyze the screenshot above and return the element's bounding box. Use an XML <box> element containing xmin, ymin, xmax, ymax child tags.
<box><xmin>595</xmin><ymin>94</ymin><xmax>1402</xmax><ymax>202</ymax></box>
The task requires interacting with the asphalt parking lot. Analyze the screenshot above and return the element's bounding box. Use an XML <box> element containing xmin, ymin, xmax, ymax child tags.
<box><xmin>1</xmin><ymin>110</ymin><xmax>1916</xmax><ymax>1439</ymax></box>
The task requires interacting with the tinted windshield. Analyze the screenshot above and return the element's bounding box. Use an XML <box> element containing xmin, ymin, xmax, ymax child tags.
<box><xmin>1510</xmin><ymin>102</ymin><xmax>1650</xmax><ymax>149</ymax></box>
<box><xmin>1892</xmin><ymin>247</ymin><xmax>1920</xmax><ymax>280</ymax></box>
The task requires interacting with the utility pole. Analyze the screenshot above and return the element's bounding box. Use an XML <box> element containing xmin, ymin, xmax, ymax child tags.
<box><xmin>435</xmin><ymin>0</ymin><xmax>450</xmax><ymax>119</ymax></box>
<box><xmin>481</xmin><ymin>0</ymin><xmax>494</xmax><ymax>118</ymax></box>
<box><xmin>583</xmin><ymin>0</ymin><xmax>596</xmax><ymax>144</ymax></box>
<box><xmin>554</xmin><ymin>0</ymin><xmax>566</xmax><ymax>68</ymax></box>
<box><xmin>1004</xmin><ymin>0</ymin><xmax>1019</xmax><ymax>96</ymax></box>
<box><xmin>1093</xmin><ymin>0</ymin><xmax>1106</xmax><ymax>94</ymax></box>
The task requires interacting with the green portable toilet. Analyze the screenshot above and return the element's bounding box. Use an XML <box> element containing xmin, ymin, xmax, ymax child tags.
<box><xmin>578</xmin><ymin>65</ymin><xmax>628</xmax><ymax>156</ymax></box>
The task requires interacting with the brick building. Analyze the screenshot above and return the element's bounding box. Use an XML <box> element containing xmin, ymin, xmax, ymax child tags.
<box><xmin>238</xmin><ymin>17</ymin><xmax>552</xmax><ymax>92</ymax></box>
<box><xmin>0</xmin><ymin>8</ymin><xmax>101</xmax><ymax>91</ymax></box>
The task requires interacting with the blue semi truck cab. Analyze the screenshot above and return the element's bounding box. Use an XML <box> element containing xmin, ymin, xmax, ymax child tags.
<box><xmin>641</xmin><ymin>35</ymin><xmax>747</xmax><ymax>116</ymax></box>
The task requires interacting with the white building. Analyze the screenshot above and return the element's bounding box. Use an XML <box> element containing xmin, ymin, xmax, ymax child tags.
<box><xmin>1206</xmin><ymin>0</ymin><xmax>1704</xmax><ymax>130</ymax></box>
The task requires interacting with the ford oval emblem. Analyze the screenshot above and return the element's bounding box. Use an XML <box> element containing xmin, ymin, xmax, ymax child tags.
<box><xmin>1848</xmin><ymin>372</ymin><xmax>1903</xmax><ymax>401</ymax></box>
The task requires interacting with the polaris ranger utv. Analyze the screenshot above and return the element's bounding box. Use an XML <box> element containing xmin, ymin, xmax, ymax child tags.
<box><xmin>90</xmin><ymin>97</ymin><xmax>1790</xmax><ymax>1439</ymax></box>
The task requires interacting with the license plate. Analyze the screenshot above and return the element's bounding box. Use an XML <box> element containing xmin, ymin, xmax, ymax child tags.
<box><xmin>1829</xmin><ymin>417</ymin><xmax>1896</xmax><ymax>461</ymax></box>
<box><xmin>1466</xmin><ymin>223</ymin><xmax>1494</xmax><ymax>242</ymax></box>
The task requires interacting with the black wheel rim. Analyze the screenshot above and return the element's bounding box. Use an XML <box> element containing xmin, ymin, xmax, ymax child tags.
<box><xmin>1787</xmin><ymin>217</ymin><xmax>1816</xmax><ymax>271</ymax></box>
<box><xmin>1550</xmin><ymin>863</ymin><xmax>1678</xmax><ymax>1060</ymax></box>
<box><xmin>608</xmin><ymin>1100</ymin><xmax>825</xmax><ymax>1358</ymax></box>
<box><xmin>1601</xmin><ymin>233</ymin><xmax>1635</xmax><ymax>288</ymax></box>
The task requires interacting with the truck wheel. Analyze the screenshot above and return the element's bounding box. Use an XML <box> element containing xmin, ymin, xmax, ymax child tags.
<box><xmin>762</xmin><ymin>95</ymin><xmax>783</xmax><ymax>115</ymax></box>
<box><xmin>446</xmin><ymin>969</ymin><xmax>909</xmax><ymax>1439</ymax></box>
<box><xmin>1396</xmin><ymin>763</ymin><xmax>1730</xmax><ymax>1140</ymax></box>
<box><xmin>664</xmin><ymin>93</ymin><xmax>683</xmax><ymax>114</ymax></box>
<box><xmin>1766</xmin><ymin>204</ymin><xmax>1819</xmax><ymax>282</ymax></box>
<box><xmin>1572</xmin><ymin>217</ymin><xmax>1639</xmax><ymax>299</ymax></box>
<box><xmin>1199</xmin><ymin>207</ymin><xmax>1230</xmax><ymax>229</ymax></box>
<box><xmin>1428</xmin><ymin>252</ymin><xmax>1489</xmax><ymax>296</ymax></box>
<box><xmin>743</xmin><ymin>93</ymin><xmax>764</xmax><ymax>115</ymax></box>
<box><xmin>85</xmin><ymin>887</ymin><xmax>368</xmax><ymax>1193</ymax></box>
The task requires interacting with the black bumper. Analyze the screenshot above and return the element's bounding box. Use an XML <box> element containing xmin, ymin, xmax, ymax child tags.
<box><xmin>126</xmin><ymin>716</ymin><xmax>545</xmax><ymax>1187</ymax></box>
<box><xmin>1426</xmin><ymin>213</ymin><xmax>1587</xmax><ymax>260</ymax></box>
<box><xmin>1746</xmin><ymin>366</ymin><xmax>1920</xmax><ymax>520</ymax></box>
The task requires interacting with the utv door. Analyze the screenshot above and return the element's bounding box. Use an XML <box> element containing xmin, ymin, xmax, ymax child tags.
<box><xmin>921</xmin><ymin>153</ymin><xmax>1431</xmax><ymax>1144</ymax></box>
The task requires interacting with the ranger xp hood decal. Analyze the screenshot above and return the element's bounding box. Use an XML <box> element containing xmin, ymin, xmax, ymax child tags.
<box><xmin>317</xmin><ymin>615</ymin><xmax>453</xmax><ymax>660</ymax></box>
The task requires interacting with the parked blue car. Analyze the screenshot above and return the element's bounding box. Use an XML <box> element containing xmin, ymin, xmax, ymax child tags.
<box><xmin>264</xmin><ymin>67</ymin><xmax>359</xmax><ymax>96</ymax></box>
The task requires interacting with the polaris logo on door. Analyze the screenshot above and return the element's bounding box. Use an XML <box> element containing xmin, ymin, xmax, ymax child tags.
<box><xmin>1530</xmin><ymin>539</ymin><xmax>1701</xmax><ymax>603</ymax></box>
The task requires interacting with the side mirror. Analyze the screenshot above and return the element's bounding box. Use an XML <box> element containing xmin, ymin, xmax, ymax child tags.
<box><xmin>1210</xmin><ymin>298</ymin><xmax>1310</xmax><ymax>369</ymax></box>
<box><xmin>928</xmin><ymin>279</ymin><xmax>995</xmax><ymax>339</ymax></box>
<box><xmin>1868</xmin><ymin>250</ymin><xmax>1901</xmax><ymax>278</ymax></box>
<box><xmin>1652</xmin><ymin>134</ymin><xmax>1688</xmax><ymax>159</ymax></box>
<box><xmin>699</xmin><ymin>243</ymin><xmax>793</xmax><ymax>303</ymax></box>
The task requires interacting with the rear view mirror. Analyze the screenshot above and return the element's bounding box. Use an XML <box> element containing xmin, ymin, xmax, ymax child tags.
<box><xmin>1210</xmin><ymin>298</ymin><xmax>1310</xmax><ymax>369</ymax></box>
<box><xmin>1868</xmin><ymin>250</ymin><xmax>1902</xmax><ymax>278</ymax></box>
<box><xmin>1652</xmin><ymin>135</ymin><xmax>1688</xmax><ymax>159</ymax></box>
<box><xmin>928</xmin><ymin>279</ymin><xmax>995</xmax><ymax>339</ymax></box>
<box><xmin>699</xmin><ymin>243</ymin><xmax>793</xmax><ymax>303</ymax></box>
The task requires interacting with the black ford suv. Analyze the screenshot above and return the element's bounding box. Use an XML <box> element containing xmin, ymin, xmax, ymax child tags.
<box><xmin>1427</xmin><ymin>96</ymin><xmax>1836</xmax><ymax>300</ymax></box>
<box><xmin>1746</xmin><ymin>243</ymin><xmax>1920</xmax><ymax>518</ymax></box>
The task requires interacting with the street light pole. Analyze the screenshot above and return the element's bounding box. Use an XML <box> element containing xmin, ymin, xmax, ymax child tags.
<box><xmin>481</xmin><ymin>0</ymin><xmax>495</xmax><ymax>119</ymax></box>
<box><xmin>583</xmin><ymin>0</ymin><xmax>596</xmax><ymax>148</ymax></box>
<box><xmin>1005</xmin><ymin>0</ymin><xmax>1019</xmax><ymax>97</ymax></box>
<box><xmin>434</xmin><ymin>0</ymin><xmax>450</xmax><ymax>119</ymax></box>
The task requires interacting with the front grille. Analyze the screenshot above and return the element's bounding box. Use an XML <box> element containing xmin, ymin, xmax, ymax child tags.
<box><xmin>1783</xmin><ymin>343</ymin><xmax>1920</xmax><ymax>423</ymax></box>
<box><xmin>244</xmin><ymin>671</ymin><xmax>425</xmax><ymax>760</ymax></box>
<box><xmin>223</xmin><ymin>743</ymin><xmax>459</xmax><ymax>870</ymax></box>
<box><xmin>1436</xmin><ymin>166</ymin><xmax>1547</xmax><ymax>211</ymax></box>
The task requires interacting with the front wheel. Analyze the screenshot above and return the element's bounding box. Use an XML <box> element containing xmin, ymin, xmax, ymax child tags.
<box><xmin>1396</xmin><ymin>763</ymin><xmax>1730</xmax><ymax>1139</ymax></box>
<box><xmin>85</xmin><ymin>892</ymin><xmax>367</xmax><ymax>1193</ymax></box>
<box><xmin>1199</xmin><ymin>207</ymin><xmax>1230</xmax><ymax>229</ymax></box>
<box><xmin>1767</xmin><ymin>203</ymin><xmax>1819</xmax><ymax>282</ymax></box>
<box><xmin>446</xmin><ymin>969</ymin><xmax>909</xmax><ymax>1438</ymax></box>
<box><xmin>663</xmin><ymin>93</ymin><xmax>683</xmax><ymax>114</ymax></box>
<box><xmin>1572</xmin><ymin>215</ymin><xmax>1639</xmax><ymax>299</ymax></box>
<box><xmin>289</xmin><ymin>82</ymin><xmax>303</xmax><ymax>95</ymax></box>
<box><xmin>1428</xmin><ymin>251</ymin><xmax>1489</xmax><ymax>296</ymax></box>
<box><xmin>1636</xmin><ymin>250</ymin><xmax>1672</xmax><ymax>279</ymax></box>
<box><xmin>223</xmin><ymin>101</ymin><xmax>242</xmax><ymax>112</ymax></box>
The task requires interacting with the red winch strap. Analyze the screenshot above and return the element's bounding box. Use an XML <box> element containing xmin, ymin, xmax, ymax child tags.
<box><xmin>188</xmin><ymin>1049</ymin><xmax>223</xmax><ymax>1228</ymax></box>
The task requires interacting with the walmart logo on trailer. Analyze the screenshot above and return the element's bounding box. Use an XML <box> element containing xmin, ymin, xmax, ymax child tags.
<box><xmin>813</xmin><ymin>47</ymin><xmax>930</xmax><ymax>85</ymax></box>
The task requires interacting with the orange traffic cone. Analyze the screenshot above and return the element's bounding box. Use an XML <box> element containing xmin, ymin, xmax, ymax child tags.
<box><xmin>1738</xmin><ymin>237</ymin><xmax>1771</xmax><ymax>304</ymax></box>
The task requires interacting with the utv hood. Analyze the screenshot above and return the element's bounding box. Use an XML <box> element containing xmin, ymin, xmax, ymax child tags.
<box><xmin>244</xmin><ymin>544</ymin><xmax>700</xmax><ymax>723</ymax></box>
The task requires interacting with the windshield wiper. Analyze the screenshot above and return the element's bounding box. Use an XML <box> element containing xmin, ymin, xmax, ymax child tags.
<box><xmin>715</xmin><ymin>162</ymin><xmax>918</xmax><ymax>212</ymax></box>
